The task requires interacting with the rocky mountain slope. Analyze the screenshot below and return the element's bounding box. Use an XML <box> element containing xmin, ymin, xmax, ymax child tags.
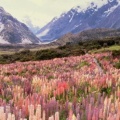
<box><xmin>0</xmin><ymin>7</ymin><xmax>40</xmax><ymax>44</ymax></box>
<box><xmin>36</xmin><ymin>0</ymin><xmax>120</xmax><ymax>42</ymax></box>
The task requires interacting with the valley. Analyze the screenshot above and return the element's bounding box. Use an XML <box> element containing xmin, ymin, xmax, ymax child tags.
<box><xmin>0</xmin><ymin>0</ymin><xmax>120</xmax><ymax>120</ymax></box>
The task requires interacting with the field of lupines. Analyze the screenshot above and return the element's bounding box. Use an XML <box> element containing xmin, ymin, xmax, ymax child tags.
<box><xmin>0</xmin><ymin>52</ymin><xmax>120</xmax><ymax>120</ymax></box>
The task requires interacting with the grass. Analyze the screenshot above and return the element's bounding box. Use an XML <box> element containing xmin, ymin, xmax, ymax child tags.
<box><xmin>106</xmin><ymin>45</ymin><xmax>120</xmax><ymax>50</ymax></box>
<box><xmin>30</xmin><ymin>46</ymin><xmax>57</xmax><ymax>51</ymax></box>
<box><xmin>0</xmin><ymin>46</ymin><xmax>58</xmax><ymax>55</ymax></box>
<box><xmin>90</xmin><ymin>45</ymin><xmax>120</xmax><ymax>53</ymax></box>
<box><xmin>0</xmin><ymin>50</ymin><xmax>15</xmax><ymax>55</ymax></box>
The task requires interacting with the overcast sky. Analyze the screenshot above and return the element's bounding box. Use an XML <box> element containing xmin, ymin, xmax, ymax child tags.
<box><xmin>0</xmin><ymin>0</ymin><xmax>108</xmax><ymax>27</ymax></box>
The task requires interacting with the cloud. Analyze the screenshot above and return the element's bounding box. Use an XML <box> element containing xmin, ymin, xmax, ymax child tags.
<box><xmin>0</xmin><ymin>0</ymin><xmax>108</xmax><ymax>27</ymax></box>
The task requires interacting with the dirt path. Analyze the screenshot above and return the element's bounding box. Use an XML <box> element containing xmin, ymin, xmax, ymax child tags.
<box><xmin>93</xmin><ymin>58</ymin><xmax>104</xmax><ymax>75</ymax></box>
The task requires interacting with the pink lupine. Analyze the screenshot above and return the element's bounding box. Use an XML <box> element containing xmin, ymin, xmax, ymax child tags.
<box><xmin>42</xmin><ymin>110</ymin><xmax>46</xmax><ymax>120</ymax></box>
<box><xmin>68</xmin><ymin>109</ymin><xmax>73</xmax><ymax>120</ymax></box>
<box><xmin>54</xmin><ymin>81</ymin><xmax>69</xmax><ymax>96</ymax></box>
<box><xmin>76</xmin><ymin>114</ymin><xmax>80</xmax><ymax>120</ymax></box>
<box><xmin>87</xmin><ymin>104</ymin><xmax>92</xmax><ymax>120</ymax></box>
<box><xmin>0</xmin><ymin>52</ymin><xmax>120</xmax><ymax>119</ymax></box>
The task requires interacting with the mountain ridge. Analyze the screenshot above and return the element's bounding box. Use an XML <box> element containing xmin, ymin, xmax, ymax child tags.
<box><xmin>0</xmin><ymin>7</ymin><xmax>40</xmax><ymax>44</ymax></box>
<box><xmin>36</xmin><ymin>0</ymin><xmax>120</xmax><ymax>42</ymax></box>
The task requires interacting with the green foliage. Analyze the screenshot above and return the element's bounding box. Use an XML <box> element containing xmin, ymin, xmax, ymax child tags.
<box><xmin>35</xmin><ymin>49</ymin><xmax>63</xmax><ymax>60</ymax></box>
<box><xmin>114</xmin><ymin>62</ymin><xmax>120</xmax><ymax>69</ymax></box>
<box><xmin>67</xmin><ymin>89</ymin><xmax>74</xmax><ymax>102</ymax></box>
<box><xmin>100</xmin><ymin>87</ymin><xmax>112</xmax><ymax>95</ymax></box>
<box><xmin>60</xmin><ymin>110</ymin><xmax>67</xmax><ymax>120</ymax></box>
<box><xmin>47</xmin><ymin>75</ymin><xmax>54</xmax><ymax>80</ymax></box>
<box><xmin>0</xmin><ymin>37</ymin><xmax>120</xmax><ymax>64</ymax></box>
<box><xmin>102</xmin><ymin>56</ymin><xmax>110</xmax><ymax>61</ymax></box>
<box><xmin>77</xmin><ymin>61</ymin><xmax>90</xmax><ymax>69</ymax></box>
<box><xmin>112</xmin><ymin>50</ymin><xmax>120</xmax><ymax>57</ymax></box>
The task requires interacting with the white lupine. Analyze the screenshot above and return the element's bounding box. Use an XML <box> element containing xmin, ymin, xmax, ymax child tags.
<box><xmin>55</xmin><ymin>112</ymin><xmax>59</xmax><ymax>120</ymax></box>
<box><xmin>36</xmin><ymin>104</ymin><xmax>41</xmax><ymax>120</ymax></box>
<box><xmin>11</xmin><ymin>114</ymin><xmax>15</xmax><ymax>120</ymax></box>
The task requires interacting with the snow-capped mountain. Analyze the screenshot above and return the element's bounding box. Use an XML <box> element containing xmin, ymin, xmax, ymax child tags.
<box><xmin>22</xmin><ymin>16</ymin><xmax>40</xmax><ymax>34</ymax></box>
<box><xmin>36</xmin><ymin>0</ymin><xmax>120</xmax><ymax>42</ymax></box>
<box><xmin>0</xmin><ymin>7</ymin><xmax>40</xmax><ymax>44</ymax></box>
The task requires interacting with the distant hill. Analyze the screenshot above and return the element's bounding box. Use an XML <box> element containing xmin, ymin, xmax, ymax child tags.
<box><xmin>51</xmin><ymin>28</ymin><xmax>120</xmax><ymax>46</ymax></box>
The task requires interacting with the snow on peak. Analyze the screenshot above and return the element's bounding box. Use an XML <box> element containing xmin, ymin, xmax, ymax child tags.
<box><xmin>72</xmin><ymin>0</ymin><xmax>108</xmax><ymax>14</ymax></box>
<box><xmin>0</xmin><ymin>36</ymin><xmax>10</xmax><ymax>44</ymax></box>
<box><xmin>72</xmin><ymin>24</ymin><xmax>81</xmax><ymax>30</ymax></box>
<box><xmin>69</xmin><ymin>11</ymin><xmax>75</xmax><ymax>23</ymax></box>
<box><xmin>108</xmin><ymin>0</ymin><xmax>114</xmax><ymax>2</ymax></box>
<box><xmin>74</xmin><ymin>6</ymin><xmax>82</xmax><ymax>13</ymax></box>
<box><xmin>89</xmin><ymin>2</ymin><xmax>98</xmax><ymax>9</ymax></box>
<box><xmin>52</xmin><ymin>17</ymin><xmax>58</xmax><ymax>23</ymax></box>
<box><xmin>108</xmin><ymin>0</ymin><xmax>119</xmax><ymax>2</ymax></box>
<box><xmin>37</xmin><ymin>29</ymin><xmax>50</xmax><ymax>37</ymax></box>
<box><xmin>60</xmin><ymin>13</ymin><xmax>66</xmax><ymax>17</ymax></box>
<box><xmin>21</xmin><ymin>38</ymin><xmax>32</xmax><ymax>44</ymax></box>
<box><xmin>107</xmin><ymin>0</ymin><xmax>120</xmax><ymax>4</ymax></box>
<box><xmin>55</xmin><ymin>12</ymin><xmax>67</xmax><ymax>20</ymax></box>
<box><xmin>104</xmin><ymin>3</ymin><xmax>119</xmax><ymax>16</ymax></box>
<box><xmin>0</xmin><ymin>22</ymin><xmax>4</xmax><ymax>32</ymax></box>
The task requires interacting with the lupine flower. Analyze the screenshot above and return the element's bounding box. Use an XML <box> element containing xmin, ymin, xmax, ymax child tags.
<box><xmin>0</xmin><ymin>52</ymin><xmax>119</xmax><ymax>119</ymax></box>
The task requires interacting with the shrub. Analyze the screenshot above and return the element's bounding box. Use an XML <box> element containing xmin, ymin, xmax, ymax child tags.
<box><xmin>114</xmin><ymin>61</ymin><xmax>120</xmax><ymax>69</ymax></box>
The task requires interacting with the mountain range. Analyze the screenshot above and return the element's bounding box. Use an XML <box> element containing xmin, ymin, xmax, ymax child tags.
<box><xmin>0</xmin><ymin>0</ymin><xmax>120</xmax><ymax>44</ymax></box>
<box><xmin>36</xmin><ymin>0</ymin><xmax>120</xmax><ymax>42</ymax></box>
<box><xmin>0</xmin><ymin>7</ymin><xmax>40</xmax><ymax>44</ymax></box>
